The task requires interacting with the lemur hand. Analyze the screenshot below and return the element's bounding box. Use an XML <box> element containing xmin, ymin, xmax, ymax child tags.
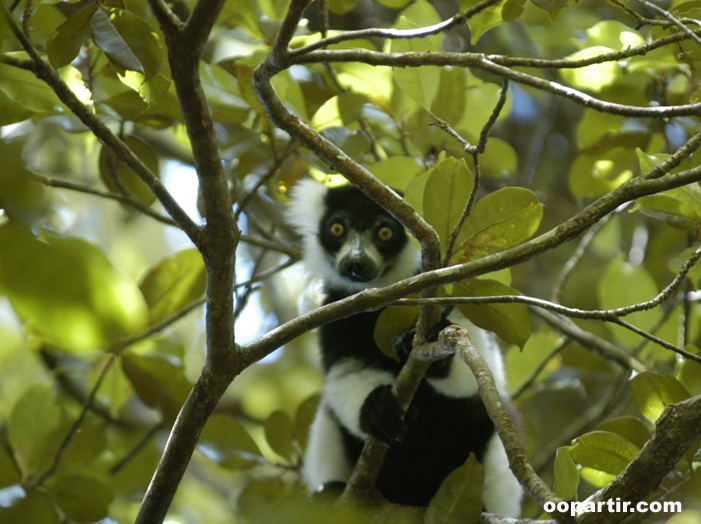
<box><xmin>360</xmin><ymin>385</ymin><xmax>408</xmax><ymax>447</ymax></box>
<box><xmin>391</xmin><ymin>307</ymin><xmax>455</xmax><ymax>377</ymax></box>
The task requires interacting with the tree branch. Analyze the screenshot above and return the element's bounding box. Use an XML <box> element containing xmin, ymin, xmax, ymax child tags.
<box><xmin>292</xmin><ymin>50</ymin><xmax>701</xmax><ymax>117</ymax></box>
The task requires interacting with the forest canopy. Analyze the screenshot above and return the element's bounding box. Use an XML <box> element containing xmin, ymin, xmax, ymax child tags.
<box><xmin>0</xmin><ymin>0</ymin><xmax>700</xmax><ymax>522</ymax></box>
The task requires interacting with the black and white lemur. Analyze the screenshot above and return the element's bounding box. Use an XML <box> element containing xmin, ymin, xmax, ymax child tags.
<box><xmin>287</xmin><ymin>178</ymin><xmax>522</xmax><ymax>515</ymax></box>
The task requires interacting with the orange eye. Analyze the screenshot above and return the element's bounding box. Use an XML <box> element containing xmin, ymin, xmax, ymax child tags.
<box><xmin>378</xmin><ymin>226</ymin><xmax>393</xmax><ymax>241</ymax></box>
<box><xmin>330</xmin><ymin>223</ymin><xmax>345</xmax><ymax>237</ymax></box>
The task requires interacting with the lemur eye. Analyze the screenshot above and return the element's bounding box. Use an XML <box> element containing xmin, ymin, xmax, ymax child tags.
<box><xmin>377</xmin><ymin>226</ymin><xmax>393</xmax><ymax>241</ymax></box>
<box><xmin>330</xmin><ymin>223</ymin><xmax>345</xmax><ymax>237</ymax></box>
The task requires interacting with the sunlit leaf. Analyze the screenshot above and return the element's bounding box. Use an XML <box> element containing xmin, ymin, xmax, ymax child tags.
<box><xmin>595</xmin><ymin>416</ymin><xmax>651</xmax><ymax>449</ymax></box>
<box><xmin>454</xmin><ymin>278</ymin><xmax>531</xmax><ymax>347</ymax></box>
<box><xmin>571</xmin><ymin>431</ymin><xmax>639</xmax><ymax>478</ymax></box>
<box><xmin>139</xmin><ymin>249</ymin><xmax>205</xmax><ymax>325</ymax></box>
<box><xmin>569</xmin><ymin>149</ymin><xmax>635</xmax><ymax>199</ymax></box>
<box><xmin>369</xmin><ymin>156</ymin><xmax>422</xmax><ymax>191</ymax></box>
<box><xmin>678</xmin><ymin>346</ymin><xmax>701</xmax><ymax>396</ymax></box>
<box><xmin>424</xmin><ymin>157</ymin><xmax>474</xmax><ymax>254</ymax></box>
<box><xmin>561</xmin><ymin>47</ymin><xmax>621</xmax><ymax>92</ymax></box>
<box><xmin>47</xmin><ymin>4</ymin><xmax>97</xmax><ymax>68</ymax></box>
<box><xmin>460</xmin><ymin>0</ymin><xmax>506</xmax><ymax>44</ymax></box>
<box><xmin>553</xmin><ymin>446</ymin><xmax>579</xmax><ymax>500</ymax></box>
<box><xmin>454</xmin><ymin>187</ymin><xmax>543</xmax><ymax>263</ymax></box>
<box><xmin>630</xmin><ymin>371</ymin><xmax>690</xmax><ymax>422</ymax></box>
<box><xmin>0</xmin><ymin>64</ymin><xmax>61</xmax><ymax>115</ymax></box>
<box><xmin>0</xmin><ymin>226</ymin><xmax>148</xmax><ymax>352</ymax></box>
<box><xmin>389</xmin><ymin>1</ymin><xmax>442</xmax><ymax>109</ymax></box>
<box><xmin>90</xmin><ymin>7</ymin><xmax>163</xmax><ymax>79</ymax></box>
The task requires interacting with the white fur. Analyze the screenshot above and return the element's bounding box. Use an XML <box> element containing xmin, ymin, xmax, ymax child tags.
<box><xmin>482</xmin><ymin>432</ymin><xmax>523</xmax><ymax>517</ymax></box>
<box><xmin>324</xmin><ymin>358</ymin><xmax>395</xmax><ymax>438</ymax></box>
<box><xmin>287</xmin><ymin>178</ymin><xmax>421</xmax><ymax>295</ymax></box>
<box><xmin>302</xmin><ymin>402</ymin><xmax>353</xmax><ymax>490</ymax></box>
<box><xmin>427</xmin><ymin>312</ymin><xmax>508</xmax><ymax>398</ymax></box>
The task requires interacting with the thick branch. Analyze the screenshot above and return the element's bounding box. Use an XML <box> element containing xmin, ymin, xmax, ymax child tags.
<box><xmin>292</xmin><ymin>50</ymin><xmax>701</xmax><ymax>117</ymax></box>
<box><xmin>291</xmin><ymin>0</ymin><xmax>501</xmax><ymax>56</ymax></box>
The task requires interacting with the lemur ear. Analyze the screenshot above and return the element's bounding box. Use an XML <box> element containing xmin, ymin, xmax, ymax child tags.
<box><xmin>286</xmin><ymin>178</ymin><xmax>328</xmax><ymax>236</ymax></box>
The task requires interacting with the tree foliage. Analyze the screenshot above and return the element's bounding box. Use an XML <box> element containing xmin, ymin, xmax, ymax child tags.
<box><xmin>0</xmin><ymin>0</ymin><xmax>700</xmax><ymax>522</ymax></box>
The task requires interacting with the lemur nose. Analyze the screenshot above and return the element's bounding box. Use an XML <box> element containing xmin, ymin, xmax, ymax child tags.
<box><xmin>340</xmin><ymin>255</ymin><xmax>378</xmax><ymax>282</ymax></box>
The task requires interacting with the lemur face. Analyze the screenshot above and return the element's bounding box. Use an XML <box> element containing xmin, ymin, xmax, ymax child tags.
<box><xmin>287</xmin><ymin>179</ymin><xmax>420</xmax><ymax>294</ymax></box>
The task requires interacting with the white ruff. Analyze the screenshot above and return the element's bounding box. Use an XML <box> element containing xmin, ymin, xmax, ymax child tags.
<box><xmin>324</xmin><ymin>358</ymin><xmax>395</xmax><ymax>438</ymax></box>
<box><xmin>482</xmin><ymin>432</ymin><xmax>523</xmax><ymax>517</ymax></box>
<box><xmin>427</xmin><ymin>313</ymin><xmax>508</xmax><ymax>398</ymax></box>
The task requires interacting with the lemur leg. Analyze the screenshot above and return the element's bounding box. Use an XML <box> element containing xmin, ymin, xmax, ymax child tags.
<box><xmin>482</xmin><ymin>432</ymin><xmax>523</xmax><ymax>517</ymax></box>
<box><xmin>324</xmin><ymin>358</ymin><xmax>396</xmax><ymax>439</ymax></box>
<box><xmin>302</xmin><ymin>403</ymin><xmax>352</xmax><ymax>490</ymax></box>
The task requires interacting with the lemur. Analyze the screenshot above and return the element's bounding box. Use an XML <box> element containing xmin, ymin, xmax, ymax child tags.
<box><xmin>287</xmin><ymin>178</ymin><xmax>522</xmax><ymax>515</ymax></box>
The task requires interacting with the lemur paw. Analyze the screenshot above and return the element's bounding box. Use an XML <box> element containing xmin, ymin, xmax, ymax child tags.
<box><xmin>360</xmin><ymin>385</ymin><xmax>408</xmax><ymax>447</ymax></box>
<box><xmin>391</xmin><ymin>312</ymin><xmax>455</xmax><ymax>377</ymax></box>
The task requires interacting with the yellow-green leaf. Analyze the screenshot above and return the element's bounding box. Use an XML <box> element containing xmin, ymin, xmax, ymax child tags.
<box><xmin>630</xmin><ymin>371</ymin><xmax>690</xmax><ymax>422</ymax></box>
<box><xmin>425</xmin><ymin>453</ymin><xmax>483</xmax><ymax>524</ymax></box>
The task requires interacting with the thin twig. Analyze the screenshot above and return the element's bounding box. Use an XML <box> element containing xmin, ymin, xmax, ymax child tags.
<box><xmin>110</xmin><ymin>423</ymin><xmax>165</xmax><ymax>476</ymax></box>
<box><xmin>551</xmin><ymin>215</ymin><xmax>613</xmax><ymax>302</ymax></box>
<box><xmin>30</xmin><ymin>355</ymin><xmax>116</xmax><ymax>487</ymax></box>
<box><xmin>512</xmin><ymin>338</ymin><xmax>570</xmax><ymax>400</ymax></box>
<box><xmin>635</xmin><ymin>0</ymin><xmax>701</xmax><ymax>49</ymax></box>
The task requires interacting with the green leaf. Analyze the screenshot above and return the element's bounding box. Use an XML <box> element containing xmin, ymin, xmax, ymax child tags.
<box><xmin>595</xmin><ymin>416</ymin><xmax>651</xmax><ymax>449</ymax></box>
<box><xmin>390</xmin><ymin>1</ymin><xmax>442</xmax><ymax>109</ymax></box>
<box><xmin>678</xmin><ymin>346</ymin><xmax>701</xmax><ymax>396</ymax></box>
<box><xmin>378</xmin><ymin>0</ymin><xmax>413</xmax><ymax>7</ymax></box>
<box><xmin>369</xmin><ymin>156</ymin><xmax>422</xmax><ymax>192</ymax></box>
<box><xmin>571</xmin><ymin>430</ymin><xmax>640</xmax><ymax>478</ymax></box>
<box><xmin>199</xmin><ymin>414</ymin><xmax>263</xmax><ymax>470</ymax></box>
<box><xmin>98</xmin><ymin>136</ymin><xmax>160</xmax><ymax>207</ymax></box>
<box><xmin>561</xmin><ymin>47</ymin><xmax>621</xmax><ymax>92</ymax></box>
<box><xmin>0</xmin><ymin>446</ymin><xmax>20</xmax><ymax>488</ymax></box>
<box><xmin>0</xmin><ymin>225</ymin><xmax>148</xmax><ymax>352</ymax></box>
<box><xmin>328</xmin><ymin>0</ymin><xmax>357</xmax><ymax>14</ymax></box>
<box><xmin>47</xmin><ymin>4</ymin><xmax>97</xmax><ymax>68</ymax></box>
<box><xmin>476</xmin><ymin>138</ymin><xmax>518</xmax><ymax>178</ymax></box>
<box><xmin>139</xmin><ymin>249</ymin><xmax>205</xmax><ymax>325</ymax></box>
<box><xmin>311</xmin><ymin>93</ymin><xmax>367</xmax><ymax>131</ymax></box>
<box><xmin>121</xmin><ymin>352</ymin><xmax>192</xmax><ymax>422</ymax></box>
<box><xmin>568</xmin><ymin>149</ymin><xmax>635</xmax><ymax>199</ymax></box>
<box><xmin>630</xmin><ymin>371</ymin><xmax>691</xmax><ymax>422</ymax></box>
<box><xmin>373</xmin><ymin>306</ymin><xmax>419</xmax><ymax>361</ymax></box>
<box><xmin>335</xmin><ymin>61</ymin><xmax>393</xmax><ymax>106</ymax></box>
<box><xmin>432</xmin><ymin>67</ymin><xmax>467</xmax><ymax>122</ymax></box>
<box><xmin>293</xmin><ymin>394</ymin><xmax>320</xmax><ymax>454</ymax></box>
<box><xmin>9</xmin><ymin>385</ymin><xmax>63</xmax><ymax>477</ymax></box>
<box><xmin>0</xmin><ymin>488</ymin><xmax>60</xmax><ymax>524</ymax></box>
<box><xmin>669</xmin><ymin>247</ymin><xmax>701</xmax><ymax>288</ymax></box>
<box><xmin>460</xmin><ymin>0</ymin><xmax>506</xmax><ymax>44</ymax></box>
<box><xmin>425</xmin><ymin>453</ymin><xmax>484</xmax><ymax>524</ymax></box>
<box><xmin>455</xmin><ymin>187</ymin><xmax>543</xmax><ymax>263</ymax></box>
<box><xmin>424</xmin><ymin>157</ymin><xmax>474</xmax><ymax>254</ymax></box>
<box><xmin>264</xmin><ymin>410</ymin><xmax>294</xmax><ymax>461</ymax></box>
<box><xmin>505</xmin><ymin>330</ymin><xmax>562</xmax><ymax>394</ymax></box>
<box><xmin>48</xmin><ymin>474</ymin><xmax>113</xmax><ymax>523</ymax></box>
<box><xmin>454</xmin><ymin>279</ymin><xmax>531</xmax><ymax>347</ymax></box>
<box><xmin>0</xmin><ymin>63</ymin><xmax>61</xmax><ymax>114</ymax></box>
<box><xmin>502</xmin><ymin>0</ymin><xmax>525</xmax><ymax>21</ymax></box>
<box><xmin>598</xmin><ymin>258</ymin><xmax>661</xmax><ymax>348</ymax></box>
<box><xmin>553</xmin><ymin>446</ymin><xmax>579</xmax><ymax>500</ymax></box>
<box><xmin>90</xmin><ymin>7</ymin><xmax>163</xmax><ymax>79</ymax></box>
